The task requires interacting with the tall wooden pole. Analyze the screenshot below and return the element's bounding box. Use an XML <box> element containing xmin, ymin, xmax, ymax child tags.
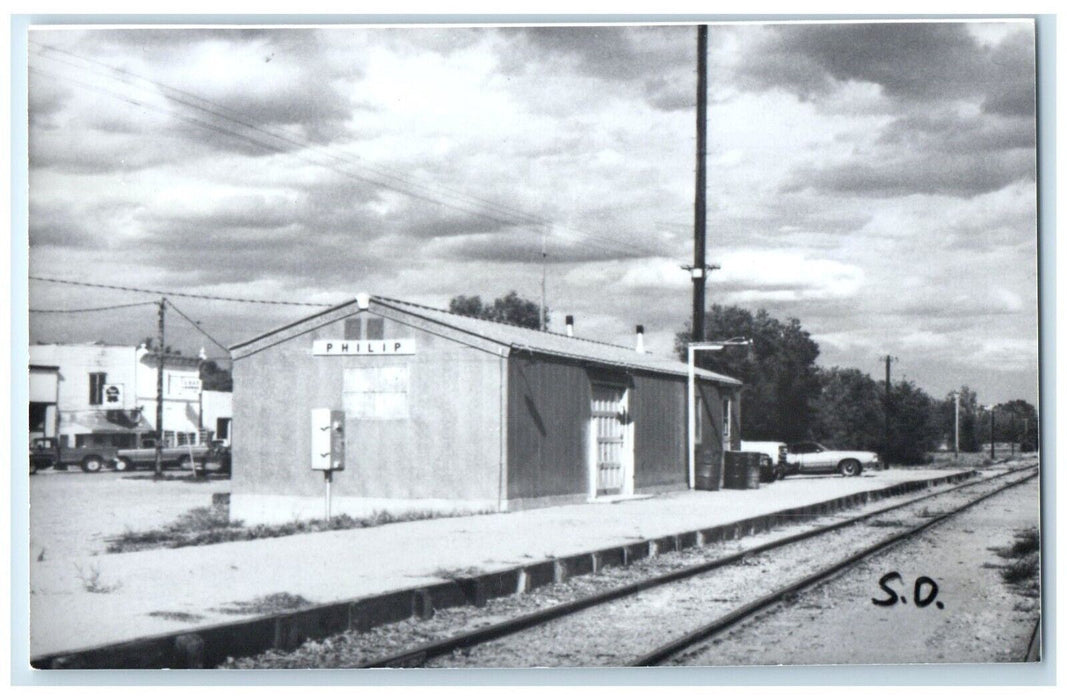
<box><xmin>954</xmin><ymin>391</ymin><xmax>960</xmax><ymax>460</ymax></box>
<box><xmin>692</xmin><ymin>24</ymin><xmax>708</xmax><ymax>342</ymax></box>
<box><xmin>883</xmin><ymin>355</ymin><xmax>893</xmax><ymax>467</ymax></box>
<box><xmin>540</xmin><ymin>228</ymin><xmax>547</xmax><ymax>332</ymax></box>
<box><xmin>155</xmin><ymin>298</ymin><xmax>165</xmax><ymax>478</ymax></box>
<box><xmin>990</xmin><ymin>407</ymin><xmax>996</xmax><ymax>460</ymax></box>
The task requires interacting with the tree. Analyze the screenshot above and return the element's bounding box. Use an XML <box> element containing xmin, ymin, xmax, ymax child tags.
<box><xmin>449</xmin><ymin>291</ymin><xmax>547</xmax><ymax>330</ymax></box>
<box><xmin>977</xmin><ymin>399</ymin><xmax>1039</xmax><ymax>452</ymax></box>
<box><xmin>812</xmin><ymin>367</ymin><xmax>885</xmax><ymax>452</ymax></box>
<box><xmin>200</xmin><ymin>360</ymin><xmax>233</xmax><ymax>392</ymax></box>
<box><xmin>886</xmin><ymin>380</ymin><xmax>942</xmax><ymax>464</ymax></box>
<box><xmin>676</xmin><ymin>306</ymin><xmax>821</xmax><ymax>442</ymax></box>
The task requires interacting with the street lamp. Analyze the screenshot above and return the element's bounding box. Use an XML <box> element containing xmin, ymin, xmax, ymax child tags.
<box><xmin>687</xmin><ymin>337</ymin><xmax>752</xmax><ymax>489</ymax></box>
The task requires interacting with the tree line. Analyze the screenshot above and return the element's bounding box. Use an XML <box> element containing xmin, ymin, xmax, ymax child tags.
<box><xmin>676</xmin><ymin>305</ymin><xmax>1039</xmax><ymax>464</ymax></box>
<box><xmin>449</xmin><ymin>293</ymin><xmax>1038</xmax><ymax>464</ymax></box>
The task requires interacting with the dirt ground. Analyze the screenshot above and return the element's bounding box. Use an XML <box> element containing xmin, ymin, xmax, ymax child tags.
<box><xmin>675</xmin><ymin>473</ymin><xmax>1041</xmax><ymax>665</ymax></box>
<box><xmin>28</xmin><ymin>470</ymin><xmax>229</xmax><ymax>561</ymax></box>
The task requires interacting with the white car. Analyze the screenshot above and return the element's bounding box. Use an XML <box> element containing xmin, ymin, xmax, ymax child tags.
<box><xmin>786</xmin><ymin>441</ymin><xmax>880</xmax><ymax>477</ymax></box>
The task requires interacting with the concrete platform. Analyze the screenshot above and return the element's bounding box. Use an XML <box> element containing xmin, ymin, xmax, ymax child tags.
<box><xmin>30</xmin><ymin>467</ymin><xmax>975</xmax><ymax>667</ymax></box>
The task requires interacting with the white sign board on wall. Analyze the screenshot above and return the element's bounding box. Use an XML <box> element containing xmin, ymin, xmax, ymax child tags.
<box><xmin>313</xmin><ymin>339</ymin><xmax>415</xmax><ymax>356</ymax></box>
<box><xmin>166</xmin><ymin>375</ymin><xmax>202</xmax><ymax>400</ymax></box>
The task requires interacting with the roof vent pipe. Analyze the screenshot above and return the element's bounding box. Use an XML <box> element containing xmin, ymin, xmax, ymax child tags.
<box><xmin>565</xmin><ymin>315</ymin><xmax>574</xmax><ymax>337</ymax></box>
<box><xmin>636</xmin><ymin>325</ymin><xmax>645</xmax><ymax>353</ymax></box>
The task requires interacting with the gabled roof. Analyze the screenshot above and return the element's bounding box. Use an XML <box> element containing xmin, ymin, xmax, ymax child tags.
<box><xmin>231</xmin><ymin>294</ymin><xmax>741</xmax><ymax>386</ymax></box>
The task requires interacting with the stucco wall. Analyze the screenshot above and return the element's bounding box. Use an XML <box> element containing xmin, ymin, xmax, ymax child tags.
<box><xmin>231</xmin><ymin>311</ymin><xmax>505</xmax><ymax>506</ymax></box>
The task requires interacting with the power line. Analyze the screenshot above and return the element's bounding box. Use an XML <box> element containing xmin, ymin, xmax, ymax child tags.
<box><xmin>29</xmin><ymin>41</ymin><xmax>667</xmax><ymax>261</ymax></box>
<box><xmin>163</xmin><ymin>298</ymin><xmax>231</xmax><ymax>354</ymax></box>
<box><xmin>28</xmin><ymin>275</ymin><xmax>333</xmax><ymax>307</ymax></box>
<box><xmin>29</xmin><ymin>301</ymin><xmax>158</xmax><ymax>313</ymax></box>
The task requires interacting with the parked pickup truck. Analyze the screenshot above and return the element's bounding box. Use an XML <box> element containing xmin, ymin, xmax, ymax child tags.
<box><xmin>30</xmin><ymin>434</ymin><xmax>154</xmax><ymax>473</ymax></box>
<box><xmin>112</xmin><ymin>439</ymin><xmax>229</xmax><ymax>473</ymax></box>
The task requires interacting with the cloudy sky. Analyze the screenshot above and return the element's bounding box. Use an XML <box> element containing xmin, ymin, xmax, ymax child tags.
<box><xmin>26</xmin><ymin>20</ymin><xmax>1038</xmax><ymax>405</ymax></box>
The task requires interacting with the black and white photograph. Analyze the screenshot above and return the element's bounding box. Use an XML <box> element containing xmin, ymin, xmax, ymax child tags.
<box><xmin>19</xmin><ymin>16</ymin><xmax>1045</xmax><ymax>675</ymax></box>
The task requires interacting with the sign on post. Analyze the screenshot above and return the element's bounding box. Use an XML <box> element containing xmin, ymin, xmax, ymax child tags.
<box><xmin>311</xmin><ymin>408</ymin><xmax>345</xmax><ymax>471</ymax></box>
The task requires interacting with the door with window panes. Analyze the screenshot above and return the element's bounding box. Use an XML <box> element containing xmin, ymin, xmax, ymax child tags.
<box><xmin>591</xmin><ymin>384</ymin><xmax>629</xmax><ymax>495</ymax></box>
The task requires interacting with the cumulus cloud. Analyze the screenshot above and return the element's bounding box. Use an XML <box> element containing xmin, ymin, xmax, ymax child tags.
<box><xmin>25</xmin><ymin>22</ymin><xmax>1040</xmax><ymax>404</ymax></box>
<box><xmin>732</xmin><ymin>22</ymin><xmax>1034</xmax><ymax>108</ymax></box>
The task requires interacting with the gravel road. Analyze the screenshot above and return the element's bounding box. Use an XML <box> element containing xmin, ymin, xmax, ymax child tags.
<box><xmin>29</xmin><ymin>471</ymin><xmax>228</xmax><ymax>561</ymax></box>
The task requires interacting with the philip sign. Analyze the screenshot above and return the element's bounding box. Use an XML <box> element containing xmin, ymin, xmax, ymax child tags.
<box><xmin>313</xmin><ymin>339</ymin><xmax>416</xmax><ymax>356</ymax></box>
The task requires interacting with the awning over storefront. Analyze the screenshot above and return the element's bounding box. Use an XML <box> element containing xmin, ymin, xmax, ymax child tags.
<box><xmin>61</xmin><ymin>410</ymin><xmax>153</xmax><ymax>434</ymax></box>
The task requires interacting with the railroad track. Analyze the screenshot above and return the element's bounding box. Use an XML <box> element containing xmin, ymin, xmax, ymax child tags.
<box><xmin>357</xmin><ymin>465</ymin><xmax>1039</xmax><ymax>668</ymax></box>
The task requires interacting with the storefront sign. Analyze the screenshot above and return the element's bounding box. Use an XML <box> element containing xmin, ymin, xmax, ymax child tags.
<box><xmin>313</xmin><ymin>339</ymin><xmax>416</xmax><ymax>356</ymax></box>
<box><xmin>165</xmin><ymin>375</ymin><xmax>202</xmax><ymax>400</ymax></box>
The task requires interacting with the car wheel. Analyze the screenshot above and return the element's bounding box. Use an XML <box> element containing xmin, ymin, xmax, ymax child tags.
<box><xmin>81</xmin><ymin>456</ymin><xmax>104</xmax><ymax>473</ymax></box>
<box><xmin>839</xmin><ymin>459</ymin><xmax>861</xmax><ymax>477</ymax></box>
<box><xmin>113</xmin><ymin>458</ymin><xmax>131</xmax><ymax>472</ymax></box>
<box><xmin>30</xmin><ymin>461</ymin><xmax>39</xmax><ymax>475</ymax></box>
<box><xmin>178</xmin><ymin>456</ymin><xmax>192</xmax><ymax>471</ymax></box>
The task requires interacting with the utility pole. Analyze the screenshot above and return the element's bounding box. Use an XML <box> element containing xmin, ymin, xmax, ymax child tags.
<box><xmin>990</xmin><ymin>406</ymin><xmax>996</xmax><ymax>460</ymax></box>
<box><xmin>1011</xmin><ymin>412</ymin><xmax>1016</xmax><ymax>456</ymax></box>
<box><xmin>883</xmin><ymin>355</ymin><xmax>896</xmax><ymax>467</ymax></box>
<box><xmin>155</xmin><ymin>298</ymin><xmax>165</xmax><ymax>479</ymax></box>
<box><xmin>953</xmin><ymin>390</ymin><xmax>960</xmax><ymax>460</ymax></box>
<box><xmin>691</xmin><ymin>24</ymin><xmax>708</xmax><ymax>343</ymax></box>
<box><xmin>540</xmin><ymin>228</ymin><xmax>547</xmax><ymax>332</ymax></box>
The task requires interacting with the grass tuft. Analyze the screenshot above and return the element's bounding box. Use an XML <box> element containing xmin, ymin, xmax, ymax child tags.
<box><xmin>107</xmin><ymin>505</ymin><xmax>492</xmax><ymax>553</ymax></box>
<box><xmin>1001</xmin><ymin>552</ymin><xmax>1039</xmax><ymax>584</ymax></box>
<box><xmin>74</xmin><ymin>562</ymin><xmax>122</xmax><ymax>594</ymax></box>
<box><xmin>215</xmin><ymin>592</ymin><xmax>313</xmax><ymax>616</ymax></box>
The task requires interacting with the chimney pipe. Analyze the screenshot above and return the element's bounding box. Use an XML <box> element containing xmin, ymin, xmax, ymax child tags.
<box><xmin>565</xmin><ymin>315</ymin><xmax>574</xmax><ymax>337</ymax></box>
<box><xmin>636</xmin><ymin>324</ymin><xmax>645</xmax><ymax>353</ymax></box>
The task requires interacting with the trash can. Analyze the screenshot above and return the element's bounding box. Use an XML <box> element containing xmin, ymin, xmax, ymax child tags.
<box><xmin>724</xmin><ymin>451</ymin><xmax>761</xmax><ymax>490</ymax></box>
<box><xmin>694</xmin><ymin>446</ymin><xmax>722</xmax><ymax>491</ymax></box>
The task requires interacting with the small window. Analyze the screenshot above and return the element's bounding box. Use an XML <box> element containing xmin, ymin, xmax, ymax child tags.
<box><xmin>89</xmin><ymin>372</ymin><xmax>107</xmax><ymax>405</ymax></box>
<box><xmin>366</xmin><ymin>317</ymin><xmax>385</xmax><ymax>340</ymax></box>
<box><xmin>694</xmin><ymin>397</ymin><xmax>703</xmax><ymax>442</ymax></box>
<box><xmin>343</xmin><ymin>317</ymin><xmax>362</xmax><ymax>340</ymax></box>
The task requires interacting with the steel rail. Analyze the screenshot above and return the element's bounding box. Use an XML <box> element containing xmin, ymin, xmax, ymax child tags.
<box><xmin>629</xmin><ymin>468</ymin><xmax>1040</xmax><ymax>666</ymax></box>
<box><xmin>359</xmin><ymin>465</ymin><xmax>1036</xmax><ymax>668</ymax></box>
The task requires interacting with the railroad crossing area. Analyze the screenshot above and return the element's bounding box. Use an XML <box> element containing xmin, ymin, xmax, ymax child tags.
<box><xmin>31</xmin><ymin>466</ymin><xmax>979</xmax><ymax>666</ymax></box>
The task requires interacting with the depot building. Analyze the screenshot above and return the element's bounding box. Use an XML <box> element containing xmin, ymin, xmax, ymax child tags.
<box><xmin>228</xmin><ymin>293</ymin><xmax>742</xmax><ymax>525</ymax></box>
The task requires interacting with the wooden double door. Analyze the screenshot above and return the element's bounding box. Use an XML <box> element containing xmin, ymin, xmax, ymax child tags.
<box><xmin>591</xmin><ymin>384</ymin><xmax>632</xmax><ymax>496</ymax></box>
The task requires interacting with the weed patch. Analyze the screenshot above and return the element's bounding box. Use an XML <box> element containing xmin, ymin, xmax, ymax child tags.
<box><xmin>215</xmin><ymin>592</ymin><xmax>312</xmax><ymax>616</ymax></box>
<box><xmin>432</xmin><ymin>566</ymin><xmax>486</xmax><ymax>580</ymax></box>
<box><xmin>107</xmin><ymin>506</ymin><xmax>492</xmax><ymax>553</ymax></box>
<box><xmin>74</xmin><ymin>562</ymin><xmax>122</xmax><ymax>593</ymax></box>
<box><xmin>1001</xmin><ymin>552</ymin><xmax>1039</xmax><ymax>585</ymax></box>
<box><xmin>868</xmin><ymin>519</ymin><xmax>907</xmax><ymax>528</ymax></box>
<box><xmin>148</xmin><ymin>611</ymin><xmax>206</xmax><ymax>623</ymax></box>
